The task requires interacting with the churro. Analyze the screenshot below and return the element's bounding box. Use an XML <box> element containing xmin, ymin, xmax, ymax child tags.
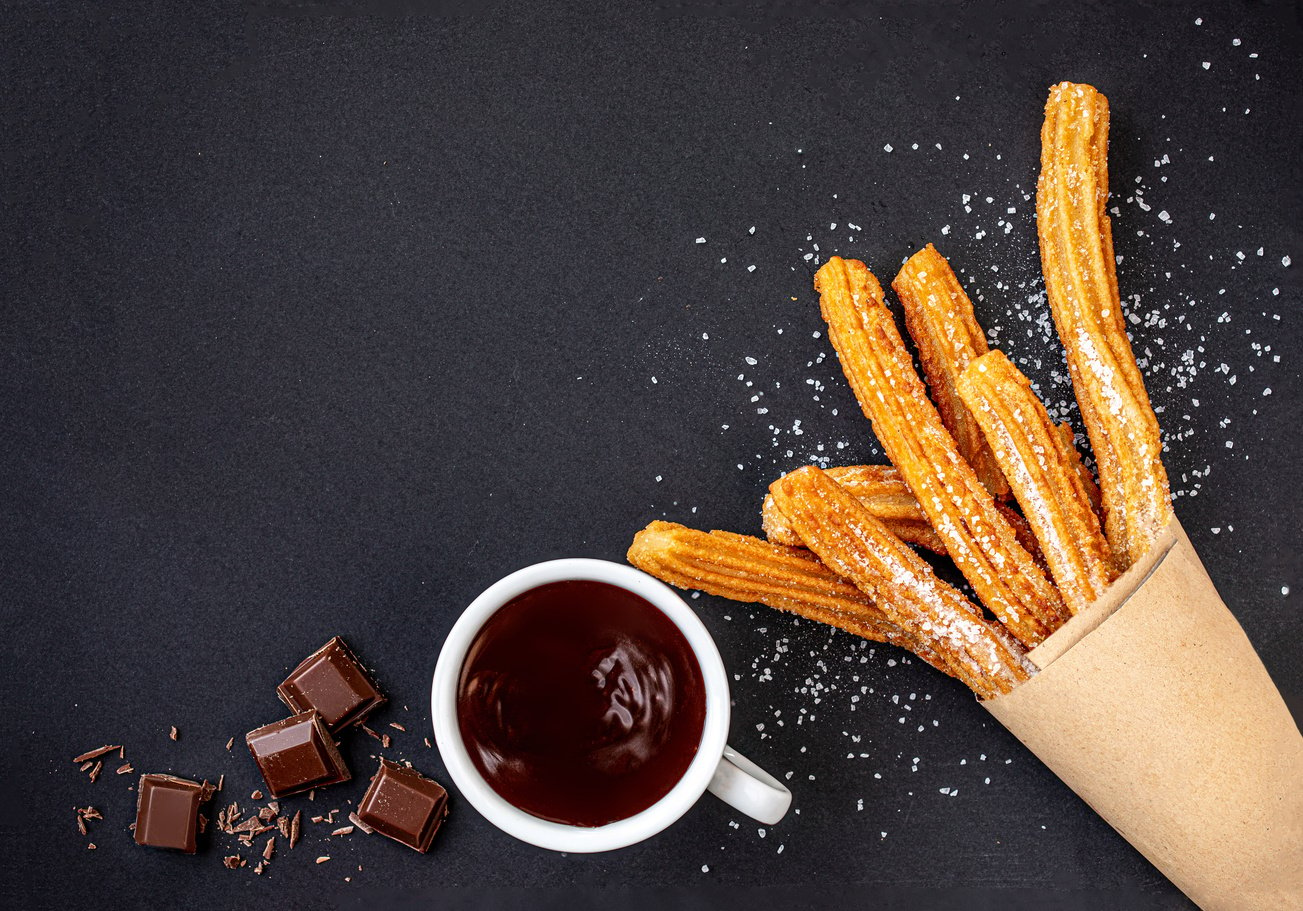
<box><xmin>814</xmin><ymin>256</ymin><xmax>1069</xmax><ymax>647</ymax></box>
<box><xmin>957</xmin><ymin>350</ymin><xmax>1118</xmax><ymax>613</ymax></box>
<box><xmin>761</xmin><ymin>465</ymin><xmax>944</xmax><ymax>553</ymax></box>
<box><xmin>893</xmin><ymin>244</ymin><xmax>1010</xmax><ymax>499</ymax></box>
<box><xmin>768</xmin><ymin>467</ymin><xmax>1033</xmax><ymax>699</ymax></box>
<box><xmin>627</xmin><ymin>521</ymin><xmax>956</xmax><ymax>676</ymax></box>
<box><xmin>1038</xmin><ymin>82</ymin><xmax>1173</xmax><ymax>567</ymax></box>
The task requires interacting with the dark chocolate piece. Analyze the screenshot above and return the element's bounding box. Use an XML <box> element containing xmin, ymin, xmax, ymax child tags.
<box><xmin>356</xmin><ymin>759</ymin><xmax>448</xmax><ymax>853</ymax></box>
<box><xmin>246</xmin><ymin>711</ymin><xmax>350</xmax><ymax>799</ymax></box>
<box><xmin>134</xmin><ymin>774</ymin><xmax>213</xmax><ymax>853</ymax></box>
<box><xmin>276</xmin><ymin>637</ymin><xmax>385</xmax><ymax>732</ymax></box>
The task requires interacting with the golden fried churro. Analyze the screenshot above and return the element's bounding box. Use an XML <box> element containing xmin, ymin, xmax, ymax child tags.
<box><xmin>762</xmin><ymin>465</ymin><xmax>945</xmax><ymax>553</ymax></box>
<box><xmin>1038</xmin><ymin>82</ymin><xmax>1173</xmax><ymax>567</ymax></box>
<box><xmin>1055</xmin><ymin>420</ymin><xmax>1104</xmax><ymax>520</ymax></box>
<box><xmin>957</xmin><ymin>350</ymin><xmax>1118</xmax><ymax>613</ymax></box>
<box><xmin>893</xmin><ymin>244</ymin><xmax>1010</xmax><ymax>499</ymax></box>
<box><xmin>769</xmin><ymin>467</ymin><xmax>1032</xmax><ymax>699</ymax></box>
<box><xmin>814</xmin><ymin>256</ymin><xmax>1069</xmax><ymax>647</ymax></box>
<box><xmin>627</xmin><ymin>521</ymin><xmax>956</xmax><ymax>676</ymax></box>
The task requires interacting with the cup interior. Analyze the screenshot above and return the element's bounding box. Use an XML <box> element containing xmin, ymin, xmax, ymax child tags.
<box><xmin>431</xmin><ymin>558</ymin><xmax>731</xmax><ymax>853</ymax></box>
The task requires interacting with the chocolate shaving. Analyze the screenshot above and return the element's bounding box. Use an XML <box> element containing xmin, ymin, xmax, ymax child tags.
<box><xmin>79</xmin><ymin>807</ymin><xmax>102</xmax><ymax>820</ymax></box>
<box><xmin>79</xmin><ymin>761</ymin><xmax>93</xmax><ymax>773</ymax></box>
<box><xmin>258</xmin><ymin>806</ymin><xmax>276</xmax><ymax>822</ymax></box>
<box><xmin>276</xmin><ymin>817</ymin><xmax>291</xmax><ymax>839</ymax></box>
<box><xmin>347</xmin><ymin>812</ymin><xmax>374</xmax><ymax>835</ymax></box>
<box><xmin>169</xmin><ymin>726</ymin><xmax>179</xmax><ymax>741</ymax></box>
<box><xmin>311</xmin><ymin>815</ymin><xmax>323</xmax><ymax>824</ymax></box>
<box><xmin>262</xmin><ymin>836</ymin><xmax>275</xmax><ymax>862</ymax></box>
<box><xmin>116</xmin><ymin>763</ymin><xmax>133</xmax><ymax>775</ymax></box>
<box><xmin>73</xmin><ymin>745</ymin><xmax>121</xmax><ymax>764</ymax></box>
<box><xmin>197</xmin><ymin>814</ymin><xmax>208</xmax><ymax>834</ymax></box>
<box><xmin>232</xmin><ymin>817</ymin><xmax>262</xmax><ymax>834</ymax></box>
<box><xmin>315</xmin><ymin>856</ymin><xmax>329</xmax><ymax>864</ymax></box>
<box><xmin>254</xmin><ymin>862</ymin><xmax>265</xmax><ymax>875</ymax></box>
<box><xmin>389</xmin><ymin>723</ymin><xmax>406</xmax><ymax>732</ymax></box>
<box><xmin>290</xmin><ymin>811</ymin><xmax>301</xmax><ymax>849</ymax></box>
<box><xmin>217</xmin><ymin>774</ymin><xmax>224</xmax><ymax>792</ymax></box>
<box><xmin>87</xmin><ymin>843</ymin><xmax>96</xmax><ymax>850</ymax></box>
<box><xmin>77</xmin><ymin>815</ymin><xmax>87</xmax><ymax>836</ymax></box>
<box><xmin>362</xmin><ymin>726</ymin><xmax>381</xmax><ymax>742</ymax></box>
<box><xmin>88</xmin><ymin>761</ymin><xmax>102</xmax><ymax>782</ymax></box>
<box><xmin>380</xmin><ymin>734</ymin><xmax>392</xmax><ymax>749</ymax></box>
<box><xmin>331</xmin><ymin>826</ymin><xmax>354</xmax><ymax>837</ymax></box>
<box><xmin>225</xmin><ymin>737</ymin><xmax>234</xmax><ymax>751</ymax></box>
<box><xmin>423</xmin><ymin>737</ymin><xmax>432</xmax><ymax>748</ymax></box>
<box><xmin>267</xmin><ymin>801</ymin><xmax>279</xmax><ymax>816</ymax></box>
<box><xmin>251</xmin><ymin>790</ymin><xmax>263</xmax><ymax>801</ymax></box>
<box><xmin>223</xmin><ymin>856</ymin><xmax>244</xmax><ymax>870</ymax></box>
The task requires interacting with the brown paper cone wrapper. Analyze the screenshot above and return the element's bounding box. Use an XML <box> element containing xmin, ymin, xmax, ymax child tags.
<box><xmin>984</xmin><ymin>518</ymin><xmax>1303</xmax><ymax>910</ymax></box>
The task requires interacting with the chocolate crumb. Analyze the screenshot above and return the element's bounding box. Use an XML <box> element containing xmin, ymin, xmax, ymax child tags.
<box><xmin>87</xmin><ymin>843</ymin><xmax>96</xmax><ymax>850</ymax></box>
<box><xmin>217</xmin><ymin>774</ymin><xmax>224</xmax><ymax>792</ymax></box>
<box><xmin>116</xmin><ymin>763</ymin><xmax>133</xmax><ymax>775</ymax></box>
<box><xmin>254</xmin><ymin>862</ymin><xmax>265</xmax><ymax>875</ymax></box>
<box><xmin>225</xmin><ymin>737</ymin><xmax>234</xmax><ymax>751</ymax></box>
<box><xmin>118</xmin><ymin>746</ymin><xmax>125</xmax><ymax>759</ymax></box>
<box><xmin>380</xmin><ymin>734</ymin><xmax>391</xmax><ymax>749</ymax></box>
<box><xmin>169</xmin><ymin>726</ymin><xmax>178</xmax><ymax>741</ymax></box>
<box><xmin>88</xmin><ymin>761</ymin><xmax>102</xmax><ymax>783</ymax></box>
<box><xmin>267</xmin><ymin>800</ymin><xmax>279</xmax><ymax>816</ymax></box>
<box><xmin>223</xmin><ymin>856</ymin><xmax>243</xmax><ymax>870</ymax></box>
<box><xmin>251</xmin><ymin>790</ymin><xmax>263</xmax><ymax>801</ymax></box>
<box><xmin>311</xmin><ymin>815</ymin><xmax>323</xmax><ymax>824</ymax></box>
<box><xmin>258</xmin><ymin>806</ymin><xmax>276</xmax><ymax>822</ymax></box>
<box><xmin>276</xmin><ymin>817</ymin><xmax>290</xmax><ymax>839</ymax></box>
<box><xmin>77</xmin><ymin>815</ymin><xmax>87</xmax><ymax>836</ymax></box>
<box><xmin>315</xmin><ymin>856</ymin><xmax>330</xmax><ymax>864</ymax></box>
<box><xmin>362</xmin><ymin>726</ymin><xmax>381</xmax><ymax>742</ymax></box>
<box><xmin>262</xmin><ymin>836</ymin><xmax>275</xmax><ymax>862</ymax></box>
<box><xmin>79</xmin><ymin>761</ymin><xmax>93</xmax><ymax>773</ymax></box>
<box><xmin>389</xmin><ymin>723</ymin><xmax>405</xmax><ymax>732</ymax></box>
<box><xmin>73</xmin><ymin>745</ymin><xmax>120</xmax><ymax>764</ymax></box>
<box><xmin>423</xmin><ymin>737</ymin><xmax>432</xmax><ymax>748</ymax></box>
<box><xmin>197</xmin><ymin>814</ymin><xmax>208</xmax><ymax>834</ymax></box>
<box><xmin>347</xmin><ymin>812</ymin><xmax>374</xmax><ymax>835</ymax></box>
<box><xmin>290</xmin><ymin>811</ymin><xmax>301</xmax><ymax>849</ymax></box>
<box><xmin>331</xmin><ymin>826</ymin><xmax>354</xmax><ymax>837</ymax></box>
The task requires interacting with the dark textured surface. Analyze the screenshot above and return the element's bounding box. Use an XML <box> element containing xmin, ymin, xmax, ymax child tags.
<box><xmin>3</xmin><ymin>2</ymin><xmax>1299</xmax><ymax>909</ymax></box>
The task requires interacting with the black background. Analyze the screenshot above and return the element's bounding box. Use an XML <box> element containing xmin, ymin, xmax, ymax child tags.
<box><xmin>3</xmin><ymin>2</ymin><xmax>1300</xmax><ymax>909</ymax></box>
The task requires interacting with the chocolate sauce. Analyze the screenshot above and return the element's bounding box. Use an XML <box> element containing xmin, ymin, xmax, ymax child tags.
<box><xmin>457</xmin><ymin>580</ymin><xmax>707</xmax><ymax>827</ymax></box>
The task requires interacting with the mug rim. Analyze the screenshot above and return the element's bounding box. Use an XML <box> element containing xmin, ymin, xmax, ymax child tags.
<box><xmin>430</xmin><ymin>558</ymin><xmax>732</xmax><ymax>853</ymax></box>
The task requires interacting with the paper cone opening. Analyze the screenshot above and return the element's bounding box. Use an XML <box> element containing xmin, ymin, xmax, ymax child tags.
<box><xmin>983</xmin><ymin>518</ymin><xmax>1303</xmax><ymax>911</ymax></box>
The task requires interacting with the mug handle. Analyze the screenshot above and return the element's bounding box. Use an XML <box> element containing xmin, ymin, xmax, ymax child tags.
<box><xmin>706</xmin><ymin>744</ymin><xmax>792</xmax><ymax>825</ymax></box>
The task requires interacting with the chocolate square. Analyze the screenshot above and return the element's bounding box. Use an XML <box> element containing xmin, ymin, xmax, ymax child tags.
<box><xmin>276</xmin><ymin>636</ymin><xmax>385</xmax><ymax>732</ymax></box>
<box><xmin>356</xmin><ymin>759</ymin><xmax>448</xmax><ymax>853</ymax></box>
<box><xmin>246</xmin><ymin>710</ymin><xmax>350</xmax><ymax>799</ymax></box>
<box><xmin>134</xmin><ymin>774</ymin><xmax>212</xmax><ymax>853</ymax></box>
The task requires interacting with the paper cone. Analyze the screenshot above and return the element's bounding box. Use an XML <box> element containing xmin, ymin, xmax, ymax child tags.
<box><xmin>984</xmin><ymin>518</ymin><xmax>1303</xmax><ymax>911</ymax></box>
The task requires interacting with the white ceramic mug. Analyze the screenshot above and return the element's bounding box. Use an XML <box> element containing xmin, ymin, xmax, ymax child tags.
<box><xmin>431</xmin><ymin>558</ymin><xmax>792</xmax><ymax>853</ymax></box>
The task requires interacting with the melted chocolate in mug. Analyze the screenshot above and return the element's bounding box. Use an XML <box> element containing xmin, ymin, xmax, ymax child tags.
<box><xmin>457</xmin><ymin>580</ymin><xmax>707</xmax><ymax>827</ymax></box>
